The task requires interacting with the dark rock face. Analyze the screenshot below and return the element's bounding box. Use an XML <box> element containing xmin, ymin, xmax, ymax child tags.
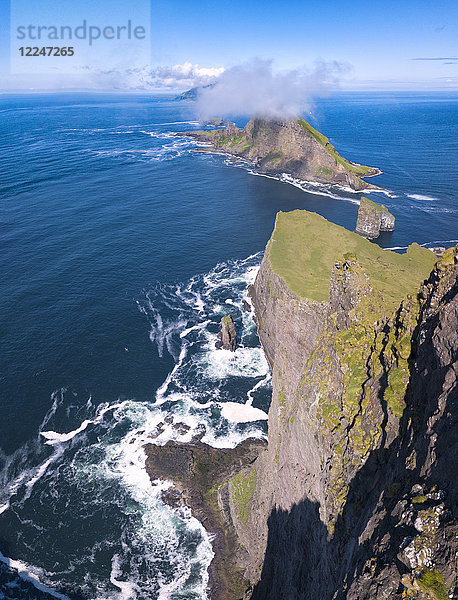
<box><xmin>225</xmin><ymin>241</ymin><xmax>457</xmax><ymax>600</ymax></box>
<box><xmin>178</xmin><ymin>118</ymin><xmax>382</xmax><ymax>191</ymax></box>
<box><xmin>355</xmin><ymin>196</ymin><xmax>395</xmax><ymax>238</ymax></box>
<box><xmin>144</xmin><ymin>439</ymin><xmax>266</xmax><ymax>600</ymax></box>
<box><xmin>216</xmin><ymin>315</ymin><xmax>237</xmax><ymax>351</ymax></box>
<box><xmin>242</xmin><ymin>299</ymin><xmax>252</xmax><ymax>313</ymax></box>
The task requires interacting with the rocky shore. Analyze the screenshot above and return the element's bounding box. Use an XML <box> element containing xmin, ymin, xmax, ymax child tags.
<box><xmin>144</xmin><ymin>437</ymin><xmax>266</xmax><ymax>600</ymax></box>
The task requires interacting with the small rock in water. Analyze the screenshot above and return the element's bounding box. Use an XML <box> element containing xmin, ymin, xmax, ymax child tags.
<box><xmin>172</xmin><ymin>422</ymin><xmax>191</xmax><ymax>435</ymax></box>
<box><xmin>216</xmin><ymin>315</ymin><xmax>237</xmax><ymax>351</ymax></box>
<box><xmin>150</xmin><ymin>422</ymin><xmax>165</xmax><ymax>439</ymax></box>
<box><xmin>242</xmin><ymin>299</ymin><xmax>251</xmax><ymax>312</ymax></box>
<box><xmin>191</xmin><ymin>423</ymin><xmax>206</xmax><ymax>442</ymax></box>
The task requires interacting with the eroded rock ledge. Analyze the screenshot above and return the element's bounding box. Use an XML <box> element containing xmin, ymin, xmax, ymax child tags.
<box><xmin>144</xmin><ymin>438</ymin><xmax>266</xmax><ymax>600</ymax></box>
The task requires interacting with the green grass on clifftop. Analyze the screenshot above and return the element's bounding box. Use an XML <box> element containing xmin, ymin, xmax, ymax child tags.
<box><xmin>297</xmin><ymin>118</ymin><xmax>375</xmax><ymax>176</ymax></box>
<box><xmin>360</xmin><ymin>196</ymin><xmax>390</xmax><ymax>212</ymax></box>
<box><xmin>269</xmin><ymin>210</ymin><xmax>436</xmax><ymax>311</ymax></box>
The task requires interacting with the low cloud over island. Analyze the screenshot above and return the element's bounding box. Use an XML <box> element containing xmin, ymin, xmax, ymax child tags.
<box><xmin>194</xmin><ymin>58</ymin><xmax>351</xmax><ymax>119</ymax></box>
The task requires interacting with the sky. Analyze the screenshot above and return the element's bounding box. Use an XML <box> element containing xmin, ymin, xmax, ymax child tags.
<box><xmin>0</xmin><ymin>0</ymin><xmax>457</xmax><ymax>92</ymax></box>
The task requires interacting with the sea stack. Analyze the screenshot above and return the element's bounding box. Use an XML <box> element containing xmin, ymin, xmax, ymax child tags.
<box><xmin>355</xmin><ymin>196</ymin><xmax>395</xmax><ymax>238</ymax></box>
<box><xmin>216</xmin><ymin>315</ymin><xmax>237</xmax><ymax>351</ymax></box>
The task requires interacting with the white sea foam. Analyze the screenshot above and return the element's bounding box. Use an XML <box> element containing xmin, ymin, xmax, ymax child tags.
<box><xmin>22</xmin><ymin>448</ymin><xmax>64</xmax><ymax>501</ymax></box>
<box><xmin>1</xmin><ymin>255</ymin><xmax>270</xmax><ymax>599</ymax></box>
<box><xmin>408</xmin><ymin>193</ymin><xmax>438</xmax><ymax>201</ymax></box>
<box><xmin>110</xmin><ymin>554</ymin><xmax>140</xmax><ymax>599</ymax></box>
<box><xmin>40</xmin><ymin>401</ymin><xmax>114</xmax><ymax>445</ymax></box>
<box><xmin>0</xmin><ymin>390</ymin><xmax>67</xmax><ymax>513</ymax></box>
<box><xmin>87</xmin><ymin>136</ymin><xmax>200</xmax><ymax>164</ymax></box>
<box><xmin>247</xmin><ymin>373</ymin><xmax>272</xmax><ymax>405</ymax></box>
<box><xmin>40</xmin><ymin>419</ymin><xmax>94</xmax><ymax>445</ymax></box>
<box><xmin>146</xmin><ymin>121</ymin><xmax>201</xmax><ymax>126</ymax></box>
<box><xmin>200</xmin><ymin>343</ymin><xmax>269</xmax><ymax>380</ymax></box>
<box><xmin>414</xmin><ymin>205</ymin><xmax>457</xmax><ymax>214</ymax></box>
<box><xmin>180</xmin><ymin>320</ymin><xmax>210</xmax><ymax>338</ymax></box>
<box><xmin>220</xmin><ymin>402</ymin><xmax>268</xmax><ymax>422</ymax></box>
<box><xmin>0</xmin><ymin>550</ymin><xmax>70</xmax><ymax>600</ymax></box>
<box><xmin>245</xmin><ymin>169</ymin><xmax>362</xmax><ymax>203</ymax></box>
<box><xmin>386</xmin><ymin>239</ymin><xmax>458</xmax><ymax>251</ymax></box>
<box><xmin>139</xmin><ymin>130</ymin><xmax>175</xmax><ymax>138</ymax></box>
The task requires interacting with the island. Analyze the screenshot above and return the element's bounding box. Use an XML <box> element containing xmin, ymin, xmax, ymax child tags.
<box><xmin>177</xmin><ymin>118</ymin><xmax>382</xmax><ymax>191</ymax></box>
<box><xmin>355</xmin><ymin>196</ymin><xmax>395</xmax><ymax>238</ymax></box>
<box><xmin>174</xmin><ymin>83</ymin><xmax>215</xmax><ymax>101</ymax></box>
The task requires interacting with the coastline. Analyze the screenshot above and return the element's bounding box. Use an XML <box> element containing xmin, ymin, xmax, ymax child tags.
<box><xmin>175</xmin><ymin>130</ymin><xmax>384</xmax><ymax>192</ymax></box>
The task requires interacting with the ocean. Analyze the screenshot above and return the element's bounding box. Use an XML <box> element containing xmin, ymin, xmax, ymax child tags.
<box><xmin>0</xmin><ymin>91</ymin><xmax>457</xmax><ymax>599</ymax></box>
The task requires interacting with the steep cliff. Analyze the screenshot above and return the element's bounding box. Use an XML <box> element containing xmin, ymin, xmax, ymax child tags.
<box><xmin>178</xmin><ymin>118</ymin><xmax>381</xmax><ymax>191</ymax></box>
<box><xmin>222</xmin><ymin>210</ymin><xmax>457</xmax><ymax>600</ymax></box>
<box><xmin>355</xmin><ymin>196</ymin><xmax>395</xmax><ymax>238</ymax></box>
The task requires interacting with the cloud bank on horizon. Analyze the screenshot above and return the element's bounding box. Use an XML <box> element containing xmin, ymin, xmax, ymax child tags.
<box><xmin>193</xmin><ymin>59</ymin><xmax>350</xmax><ymax>119</ymax></box>
<box><xmin>1</xmin><ymin>56</ymin><xmax>350</xmax><ymax>107</ymax></box>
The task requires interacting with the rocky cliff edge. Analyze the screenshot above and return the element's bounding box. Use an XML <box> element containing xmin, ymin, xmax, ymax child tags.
<box><xmin>223</xmin><ymin>210</ymin><xmax>457</xmax><ymax>600</ymax></box>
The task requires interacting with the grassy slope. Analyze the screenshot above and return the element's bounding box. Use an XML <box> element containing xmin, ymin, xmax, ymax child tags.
<box><xmin>297</xmin><ymin>118</ymin><xmax>375</xmax><ymax>177</ymax></box>
<box><xmin>269</xmin><ymin>210</ymin><xmax>436</xmax><ymax>310</ymax></box>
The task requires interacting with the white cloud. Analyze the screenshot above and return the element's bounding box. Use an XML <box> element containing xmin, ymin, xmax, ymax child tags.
<box><xmin>148</xmin><ymin>61</ymin><xmax>224</xmax><ymax>89</ymax></box>
<box><xmin>98</xmin><ymin>61</ymin><xmax>225</xmax><ymax>91</ymax></box>
<box><xmin>195</xmin><ymin>58</ymin><xmax>351</xmax><ymax>119</ymax></box>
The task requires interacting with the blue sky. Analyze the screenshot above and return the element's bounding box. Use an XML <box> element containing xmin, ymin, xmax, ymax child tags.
<box><xmin>1</xmin><ymin>0</ymin><xmax>457</xmax><ymax>91</ymax></box>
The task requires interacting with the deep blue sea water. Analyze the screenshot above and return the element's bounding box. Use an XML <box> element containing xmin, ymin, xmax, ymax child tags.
<box><xmin>0</xmin><ymin>92</ymin><xmax>457</xmax><ymax>599</ymax></box>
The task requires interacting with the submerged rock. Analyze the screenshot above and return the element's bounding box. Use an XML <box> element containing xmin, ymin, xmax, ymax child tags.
<box><xmin>216</xmin><ymin>315</ymin><xmax>237</xmax><ymax>351</ymax></box>
<box><xmin>242</xmin><ymin>299</ymin><xmax>252</xmax><ymax>312</ymax></box>
<box><xmin>355</xmin><ymin>196</ymin><xmax>395</xmax><ymax>238</ymax></box>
